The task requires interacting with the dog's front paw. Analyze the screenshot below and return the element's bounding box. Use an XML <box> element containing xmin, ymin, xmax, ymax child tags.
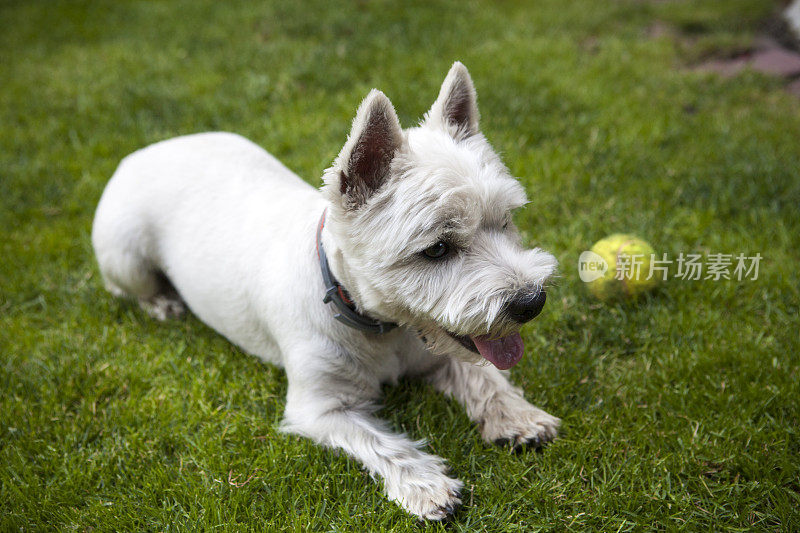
<box><xmin>481</xmin><ymin>398</ymin><xmax>560</xmax><ymax>449</ymax></box>
<box><xmin>386</xmin><ymin>468</ymin><xmax>463</xmax><ymax>521</ymax></box>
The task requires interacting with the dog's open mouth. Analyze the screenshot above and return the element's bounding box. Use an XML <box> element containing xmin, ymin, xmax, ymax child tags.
<box><xmin>448</xmin><ymin>331</ymin><xmax>524</xmax><ymax>370</ymax></box>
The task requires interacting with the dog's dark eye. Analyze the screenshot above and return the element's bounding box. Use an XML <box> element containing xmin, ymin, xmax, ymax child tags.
<box><xmin>502</xmin><ymin>221</ymin><xmax>509</xmax><ymax>230</ymax></box>
<box><xmin>422</xmin><ymin>241</ymin><xmax>449</xmax><ymax>259</ymax></box>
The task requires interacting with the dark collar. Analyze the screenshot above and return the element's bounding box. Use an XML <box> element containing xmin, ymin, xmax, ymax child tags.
<box><xmin>316</xmin><ymin>209</ymin><xmax>397</xmax><ymax>334</ymax></box>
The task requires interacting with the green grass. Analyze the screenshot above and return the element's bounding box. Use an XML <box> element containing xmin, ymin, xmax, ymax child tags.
<box><xmin>2</xmin><ymin>0</ymin><xmax>799</xmax><ymax>530</ymax></box>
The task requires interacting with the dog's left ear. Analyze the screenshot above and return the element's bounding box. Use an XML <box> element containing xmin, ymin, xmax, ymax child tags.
<box><xmin>423</xmin><ymin>61</ymin><xmax>480</xmax><ymax>140</ymax></box>
<box><xmin>333</xmin><ymin>89</ymin><xmax>404</xmax><ymax>209</ymax></box>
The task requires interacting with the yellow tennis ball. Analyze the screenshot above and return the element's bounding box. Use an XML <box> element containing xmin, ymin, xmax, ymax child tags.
<box><xmin>583</xmin><ymin>234</ymin><xmax>658</xmax><ymax>301</ymax></box>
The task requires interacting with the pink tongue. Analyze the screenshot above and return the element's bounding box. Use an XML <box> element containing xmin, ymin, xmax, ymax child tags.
<box><xmin>469</xmin><ymin>332</ymin><xmax>524</xmax><ymax>370</ymax></box>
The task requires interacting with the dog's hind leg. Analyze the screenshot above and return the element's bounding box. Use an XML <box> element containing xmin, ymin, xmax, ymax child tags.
<box><xmin>136</xmin><ymin>271</ymin><xmax>186</xmax><ymax>321</ymax></box>
<box><xmin>92</xmin><ymin>223</ymin><xmax>185</xmax><ymax>321</ymax></box>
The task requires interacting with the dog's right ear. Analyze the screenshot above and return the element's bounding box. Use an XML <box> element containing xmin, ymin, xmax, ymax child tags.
<box><xmin>330</xmin><ymin>89</ymin><xmax>404</xmax><ymax>209</ymax></box>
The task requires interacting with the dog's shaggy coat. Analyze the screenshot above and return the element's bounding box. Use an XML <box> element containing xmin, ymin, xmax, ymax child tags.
<box><xmin>92</xmin><ymin>62</ymin><xmax>560</xmax><ymax>519</ymax></box>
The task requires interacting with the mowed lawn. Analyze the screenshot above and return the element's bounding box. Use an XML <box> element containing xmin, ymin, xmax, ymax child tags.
<box><xmin>2</xmin><ymin>0</ymin><xmax>799</xmax><ymax>530</ymax></box>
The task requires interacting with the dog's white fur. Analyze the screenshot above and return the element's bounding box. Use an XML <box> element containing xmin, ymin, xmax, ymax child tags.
<box><xmin>92</xmin><ymin>62</ymin><xmax>559</xmax><ymax>520</ymax></box>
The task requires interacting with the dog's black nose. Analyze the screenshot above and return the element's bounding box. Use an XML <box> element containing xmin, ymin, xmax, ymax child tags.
<box><xmin>506</xmin><ymin>290</ymin><xmax>547</xmax><ymax>324</ymax></box>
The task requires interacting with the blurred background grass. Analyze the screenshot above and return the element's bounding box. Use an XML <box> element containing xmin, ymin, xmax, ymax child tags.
<box><xmin>1</xmin><ymin>0</ymin><xmax>799</xmax><ymax>530</ymax></box>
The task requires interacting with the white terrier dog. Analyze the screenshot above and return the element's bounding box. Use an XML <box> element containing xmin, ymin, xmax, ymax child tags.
<box><xmin>92</xmin><ymin>62</ymin><xmax>560</xmax><ymax>520</ymax></box>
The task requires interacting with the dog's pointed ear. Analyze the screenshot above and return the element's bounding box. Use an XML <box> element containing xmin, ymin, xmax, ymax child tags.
<box><xmin>332</xmin><ymin>89</ymin><xmax>404</xmax><ymax>208</ymax></box>
<box><xmin>423</xmin><ymin>61</ymin><xmax>480</xmax><ymax>139</ymax></box>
